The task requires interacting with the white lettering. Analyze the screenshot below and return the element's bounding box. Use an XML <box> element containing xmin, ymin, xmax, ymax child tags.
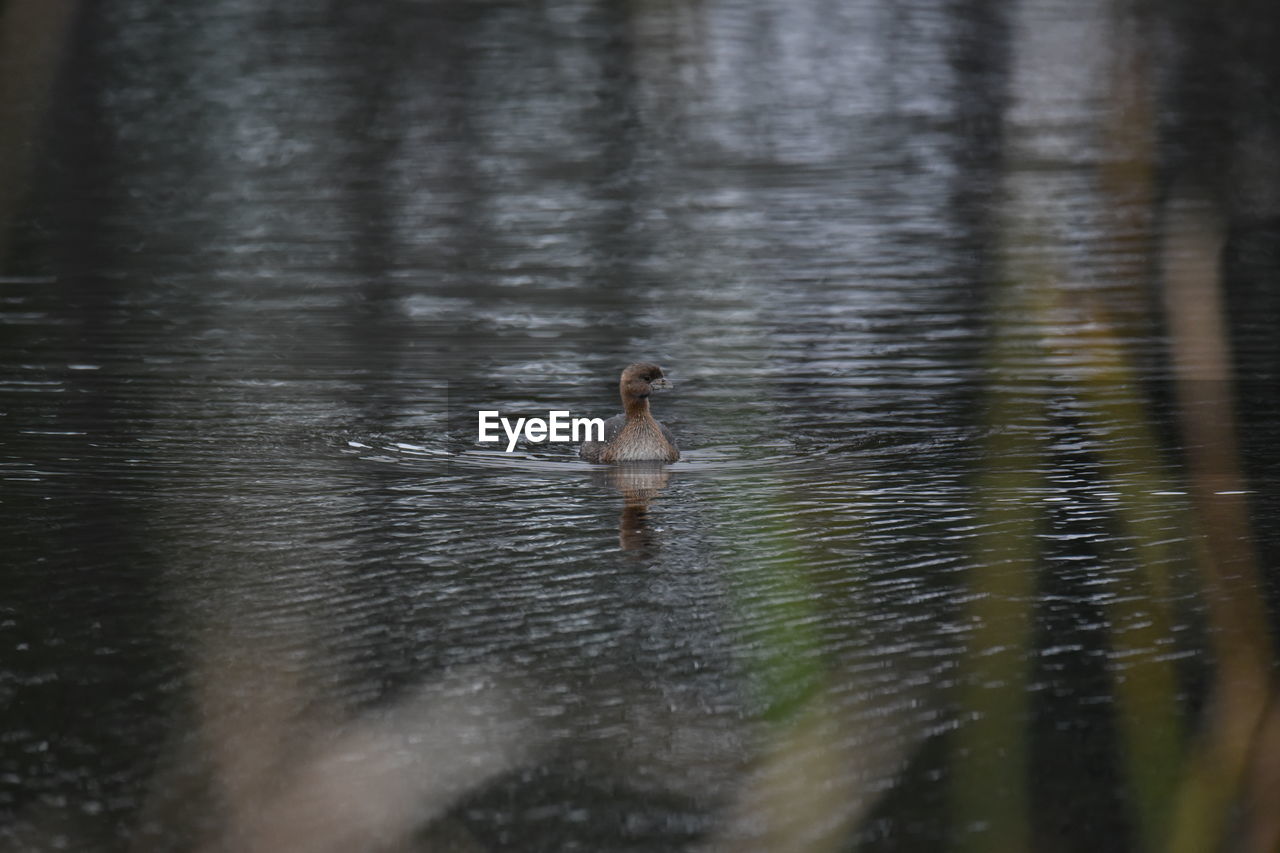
<box><xmin>573</xmin><ymin>417</ymin><xmax>605</xmax><ymax>442</ymax></box>
<box><xmin>502</xmin><ymin>417</ymin><xmax>525</xmax><ymax>453</ymax></box>
<box><xmin>477</xmin><ymin>411</ymin><xmax>500</xmax><ymax>443</ymax></box>
<box><xmin>477</xmin><ymin>410</ymin><xmax>603</xmax><ymax>451</ymax></box>
<box><xmin>548</xmin><ymin>411</ymin><xmax>570</xmax><ymax>442</ymax></box>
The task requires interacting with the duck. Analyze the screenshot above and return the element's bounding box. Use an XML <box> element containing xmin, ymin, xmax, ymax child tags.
<box><xmin>579</xmin><ymin>362</ymin><xmax>680</xmax><ymax>463</ymax></box>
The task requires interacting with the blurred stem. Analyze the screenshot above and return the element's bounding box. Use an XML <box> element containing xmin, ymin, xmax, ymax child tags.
<box><xmin>710</xmin><ymin>478</ymin><xmax>874</xmax><ymax>853</ymax></box>
<box><xmin>715</xmin><ymin>478</ymin><xmax>827</xmax><ymax>722</ymax></box>
<box><xmin>0</xmin><ymin>0</ymin><xmax>77</xmax><ymax>268</ymax></box>
<box><xmin>1064</xmin><ymin>315</ymin><xmax>1185</xmax><ymax>850</ymax></box>
<box><xmin>1078</xmin><ymin>14</ymin><xmax>1186</xmax><ymax>846</ymax></box>
<box><xmin>951</xmin><ymin>252</ymin><xmax>1048</xmax><ymax>853</ymax></box>
<box><xmin>1161</xmin><ymin>199</ymin><xmax>1275</xmax><ymax>853</ymax></box>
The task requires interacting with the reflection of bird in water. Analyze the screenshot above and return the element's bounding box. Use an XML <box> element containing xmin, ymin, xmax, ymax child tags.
<box><xmin>580</xmin><ymin>363</ymin><xmax>680</xmax><ymax>463</ymax></box>
<box><xmin>601</xmin><ymin>462</ymin><xmax>672</xmax><ymax>551</ymax></box>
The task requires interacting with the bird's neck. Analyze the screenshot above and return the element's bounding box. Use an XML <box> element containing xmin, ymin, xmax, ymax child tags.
<box><xmin>623</xmin><ymin>395</ymin><xmax>652</xmax><ymax>419</ymax></box>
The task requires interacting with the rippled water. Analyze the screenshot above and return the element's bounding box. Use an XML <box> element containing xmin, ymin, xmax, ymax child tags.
<box><xmin>3</xmin><ymin>0</ymin><xmax>1280</xmax><ymax>851</ymax></box>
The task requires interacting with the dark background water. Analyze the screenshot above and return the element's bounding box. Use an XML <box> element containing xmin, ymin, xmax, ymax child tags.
<box><xmin>3</xmin><ymin>0</ymin><xmax>1280</xmax><ymax>851</ymax></box>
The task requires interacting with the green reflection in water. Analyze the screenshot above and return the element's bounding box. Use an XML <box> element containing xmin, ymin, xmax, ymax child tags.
<box><xmin>950</xmin><ymin>249</ymin><xmax>1044</xmax><ymax>853</ymax></box>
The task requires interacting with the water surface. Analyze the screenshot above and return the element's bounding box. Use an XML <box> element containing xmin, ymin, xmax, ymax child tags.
<box><xmin>3</xmin><ymin>0</ymin><xmax>1280</xmax><ymax>851</ymax></box>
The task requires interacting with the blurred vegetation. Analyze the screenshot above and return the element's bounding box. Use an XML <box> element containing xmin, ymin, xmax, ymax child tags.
<box><xmin>949</xmin><ymin>6</ymin><xmax>1279</xmax><ymax>851</ymax></box>
<box><xmin>0</xmin><ymin>0</ymin><xmax>76</xmax><ymax>268</ymax></box>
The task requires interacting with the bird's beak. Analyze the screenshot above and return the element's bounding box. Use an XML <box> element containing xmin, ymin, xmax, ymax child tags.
<box><xmin>651</xmin><ymin>377</ymin><xmax>673</xmax><ymax>392</ymax></box>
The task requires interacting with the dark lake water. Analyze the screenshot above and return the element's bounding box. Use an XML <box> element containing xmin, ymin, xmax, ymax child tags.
<box><xmin>4</xmin><ymin>0</ymin><xmax>1280</xmax><ymax>851</ymax></box>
